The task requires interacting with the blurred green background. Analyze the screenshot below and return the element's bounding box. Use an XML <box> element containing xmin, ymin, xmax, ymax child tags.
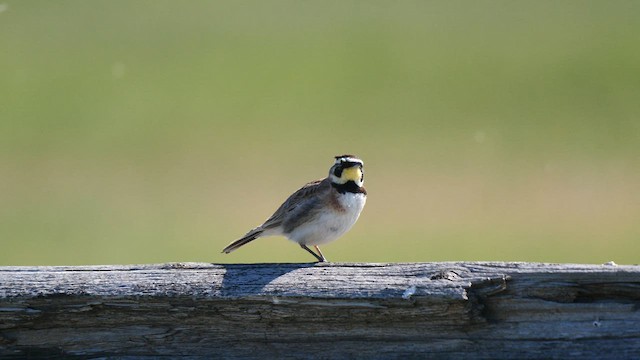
<box><xmin>1</xmin><ymin>1</ymin><xmax>639</xmax><ymax>265</ymax></box>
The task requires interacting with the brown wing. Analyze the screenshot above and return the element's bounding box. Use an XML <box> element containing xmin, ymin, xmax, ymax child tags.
<box><xmin>260</xmin><ymin>178</ymin><xmax>329</xmax><ymax>230</ymax></box>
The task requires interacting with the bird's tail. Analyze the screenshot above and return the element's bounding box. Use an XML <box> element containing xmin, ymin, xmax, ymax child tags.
<box><xmin>222</xmin><ymin>227</ymin><xmax>264</xmax><ymax>254</ymax></box>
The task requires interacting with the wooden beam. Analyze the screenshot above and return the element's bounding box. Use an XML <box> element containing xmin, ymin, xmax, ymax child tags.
<box><xmin>1</xmin><ymin>262</ymin><xmax>639</xmax><ymax>359</ymax></box>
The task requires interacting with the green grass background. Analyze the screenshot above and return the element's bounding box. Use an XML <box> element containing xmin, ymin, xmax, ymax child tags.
<box><xmin>1</xmin><ymin>1</ymin><xmax>639</xmax><ymax>265</ymax></box>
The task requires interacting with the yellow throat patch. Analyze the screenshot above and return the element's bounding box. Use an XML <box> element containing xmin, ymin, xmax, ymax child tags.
<box><xmin>342</xmin><ymin>166</ymin><xmax>362</xmax><ymax>182</ymax></box>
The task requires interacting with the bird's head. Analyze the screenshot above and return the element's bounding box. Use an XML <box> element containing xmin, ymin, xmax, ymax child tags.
<box><xmin>329</xmin><ymin>154</ymin><xmax>364</xmax><ymax>187</ymax></box>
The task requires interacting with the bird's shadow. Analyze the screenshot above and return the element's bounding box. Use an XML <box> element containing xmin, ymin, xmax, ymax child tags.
<box><xmin>218</xmin><ymin>262</ymin><xmax>318</xmax><ymax>297</ymax></box>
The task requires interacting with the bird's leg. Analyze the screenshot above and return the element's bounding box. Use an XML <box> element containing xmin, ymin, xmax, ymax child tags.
<box><xmin>300</xmin><ymin>244</ymin><xmax>326</xmax><ymax>262</ymax></box>
<box><xmin>314</xmin><ymin>246</ymin><xmax>328</xmax><ymax>262</ymax></box>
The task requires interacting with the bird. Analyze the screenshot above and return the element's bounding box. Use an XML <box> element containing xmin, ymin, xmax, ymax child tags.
<box><xmin>222</xmin><ymin>155</ymin><xmax>367</xmax><ymax>262</ymax></box>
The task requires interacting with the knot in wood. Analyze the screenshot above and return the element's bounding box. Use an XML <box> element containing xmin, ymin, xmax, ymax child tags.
<box><xmin>430</xmin><ymin>270</ymin><xmax>462</xmax><ymax>281</ymax></box>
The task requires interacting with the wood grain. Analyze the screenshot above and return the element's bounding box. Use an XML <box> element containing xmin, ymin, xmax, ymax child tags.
<box><xmin>1</xmin><ymin>262</ymin><xmax>639</xmax><ymax>359</ymax></box>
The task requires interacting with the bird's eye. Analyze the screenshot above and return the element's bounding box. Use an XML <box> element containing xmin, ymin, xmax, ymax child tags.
<box><xmin>333</xmin><ymin>167</ymin><xmax>342</xmax><ymax>177</ymax></box>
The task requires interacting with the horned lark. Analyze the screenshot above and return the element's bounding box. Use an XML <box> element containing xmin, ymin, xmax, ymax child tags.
<box><xmin>222</xmin><ymin>155</ymin><xmax>367</xmax><ymax>262</ymax></box>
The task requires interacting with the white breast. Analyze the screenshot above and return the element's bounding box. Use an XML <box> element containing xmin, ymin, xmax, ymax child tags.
<box><xmin>287</xmin><ymin>192</ymin><xmax>366</xmax><ymax>246</ymax></box>
<box><xmin>338</xmin><ymin>192</ymin><xmax>367</xmax><ymax>212</ymax></box>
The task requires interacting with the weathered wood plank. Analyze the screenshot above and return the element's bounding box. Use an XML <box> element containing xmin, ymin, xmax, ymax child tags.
<box><xmin>1</xmin><ymin>262</ymin><xmax>639</xmax><ymax>359</ymax></box>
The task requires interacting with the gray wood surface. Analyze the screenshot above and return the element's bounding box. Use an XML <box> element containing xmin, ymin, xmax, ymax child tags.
<box><xmin>1</xmin><ymin>262</ymin><xmax>639</xmax><ymax>359</ymax></box>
